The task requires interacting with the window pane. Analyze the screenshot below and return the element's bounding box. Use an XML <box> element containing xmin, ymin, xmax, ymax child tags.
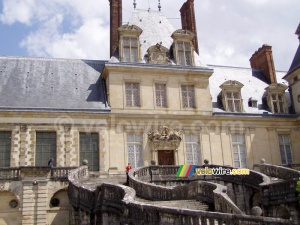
<box><xmin>131</xmin><ymin>48</ymin><xmax>138</xmax><ymax>62</ymax></box>
<box><xmin>185</xmin><ymin>134</ymin><xmax>200</xmax><ymax>165</ymax></box>
<box><xmin>181</xmin><ymin>85</ymin><xmax>195</xmax><ymax>108</ymax></box>
<box><xmin>232</xmin><ymin>135</ymin><xmax>246</xmax><ymax>168</ymax></box>
<box><xmin>123</xmin><ymin>47</ymin><xmax>130</xmax><ymax>62</ymax></box>
<box><xmin>125</xmin><ymin>83</ymin><xmax>140</xmax><ymax>107</ymax></box>
<box><xmin>127</xmin><ymin>134</ymin><xmax>143</xmax><ymax>168</ymax></box>
<box><xmin>185</xmin><ymin>52</ymin><xmax>192</xmax><ymax>66</ymax></box>
<box><xmin>155</xmin><ymin>84</ymin><xmax>167</xmax><ymax>107</ymax></box>
<box><xmin>80</xmin><ymin>133</ymin><xmax>99</xmax><ymax>171</ymax></box>
<box><xmin>36</xmin><ymin>132</ymin><xmax>56</xmax><ymax>166</ymax></box>
<box><xmin>0</xmin><ymin>131</ymin><xmax>11</xmax><ymax>167</ymax></box>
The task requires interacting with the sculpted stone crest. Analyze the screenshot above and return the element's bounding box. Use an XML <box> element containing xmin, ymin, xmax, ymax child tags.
<box><xmin>148</xmin><ymin>126</ymin><xmax>182</xmax><ymax>148</ymax></box>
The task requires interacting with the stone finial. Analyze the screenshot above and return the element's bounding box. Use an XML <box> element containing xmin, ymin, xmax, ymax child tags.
<box><xmin>204</xmin><ymin>159</ymin><xmax>209</xmax><ymax>165</ymax></box>
<box><xmin>251</xmin><ymin>206</ymin><xmax>263</xmax><ymax>216</ymax></box>
<box><xmin>150</xmin><ymin>160</ymin><xmax>156</xmax><ymax>165</ymax></box>
<box><xmin>133</xmin><ymin>0</ymin><xmax>136</xmax><ymax>9</ymax></box>
<box><xmin>82</xmin><ymin>159</ymin><xmax>88</xmax><ymax>166</ymax></box>
<box><xmin>260</xmin><ymin>158</ymin><xmax>266</xmax><ymax>164</ymax></box>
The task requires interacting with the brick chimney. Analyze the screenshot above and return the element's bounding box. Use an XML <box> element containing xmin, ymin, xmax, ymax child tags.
<box><xmin>109</xmin><ymin>0</ymin><xmax>122</xmax><ymax>57</ymax></box>
<box><xmin>249</xmin><ymin>44</ymin><xmax>277</xmax><ymax>84</ymax></box>
<box><xmin>180</xmin><ymin>0</ymin><xmax>199</xmax><ymax>54</ymax></box>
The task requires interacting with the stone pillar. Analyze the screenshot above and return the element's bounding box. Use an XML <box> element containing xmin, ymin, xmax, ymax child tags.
<box><xmin>11</xmin><ymin>126</ymin><xmax>21</xmax><ymax>167</ymax></box>
<box><xmin>21</xmin><ymin>179</ymin><xmax>48</xmax><ymax>225</ymax></box>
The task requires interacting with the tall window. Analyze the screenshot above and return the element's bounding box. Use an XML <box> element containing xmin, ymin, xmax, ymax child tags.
<box><xmin>36</xmin><ymin>132</ymin><xmax>56</xmax><ymax>166</ymax></box>
<box><xmin>271</xmin><ymin>94</ymin><xmax>285</xmax><ymax>113</ymax></box>
<box><xmin>177</xmin><ymin>41</ymin><xmax>192</xmax><ymax>66</ymax></box>
<box><xmin>231</xmin><ymin>135</ymin><xmax>246</xmax><ymax>168</ymax></box>
<box><xmin>125</xmin><ymin>83</ymin><xmax>140</xmax><ymax>107</ymax></box>
<box><xmin>80</xmin><ymin>133</ymin><xmax>99</xmax><ymax>171</ymax></box>
<box><xmin>181</xmin><ymin>85</ymin><xmax>195</xmax><ymax>108</ymax></box>
<box><xmin>0</xmin><ymin>131</ymin><xmax>11</xmax><ymax>167</ymax></box>
<box><xmin>155</xmin><ymin>84</ymin><xmax>167</xmax><ymax>107</ymax></box>
<box><xmin>278</xmin><ymin>134</ymin><xmax>292</xmax><ymax>164</ymax></box>
<box><xmin>185</xmin><ymin>134</ymin><xmax>201</xmax><ymax>165</ymax></box>
<box><xmin>127</xmin><ymin>134</ymin><xmax>143</xmax><ymax>168</ymax></box>
<box><xmin>123</xmin><ymin>37</ymin><xmax>138</xmax><ymax>62</ymax></box>
<box><xmin>225</xmin><ymin>91</ymin><xmax>242</xmax><ymax>112</ymax></box>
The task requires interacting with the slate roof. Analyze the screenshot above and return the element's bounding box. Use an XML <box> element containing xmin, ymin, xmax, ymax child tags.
<box><xmin>286</xmin><ymin>37</ymin><xmax>300</xmax><ymax>76</ymax></box>
<box><xmin>0</xmin><ymin>56</ymin><xmax>109</xmax><ymax>112</ymax></box>
<box><xmin>209</xmin><ymin>65</ymin><xmax>290</xmax><ymax>114</ymax></box>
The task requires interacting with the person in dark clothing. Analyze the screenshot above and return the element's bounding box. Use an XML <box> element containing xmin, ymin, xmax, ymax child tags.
<box><xmin>48</xmin><ymin>158</ymin><xmax>54</xmax><ymax>168</ymax></box>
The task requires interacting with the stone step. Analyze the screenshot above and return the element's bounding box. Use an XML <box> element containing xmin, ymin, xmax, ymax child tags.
<box><xmin>135</xmin><ymin>198</ymin><xmax>210</xmax><ymax>211</ymax></box>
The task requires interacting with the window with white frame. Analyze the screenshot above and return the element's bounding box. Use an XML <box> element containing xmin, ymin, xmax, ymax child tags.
<box><xmin>231</xmin><ymin>135</ymin><xmax>247</xmax><ymax>168</ymax></box>
<box><xmin>177</xmin><ymin>41</ymin><xmax>192</xmax><ymax>66</ymax></box>
<box><xmin>123</xmin><ymin>37</ymin><xmax>138</xmax><ymax>62</ymax></box>
<box><xmin>127</xmin><ymin>134</ymin><xmax>143</xmax><ymax>168</ymax></box>
<box><xmin>225</xmin><ymin>91</ymin><xmax>242</xmax><ymax>112</ymax></box>
<box><xmin>278</xmin><ymin>134</ymin><xmax>293</xmax><ymax>164</ymax></box>
<box><xmin>185</xmin><ymin>134</ymin><xmax>201</xmax><ymax>165</ymax></box>
<box><xmin>125</xmin><ymin>83</ymin><xmax>140</xmax><ymax>107</ymax></box>
<box><xmin>271</xmin><ymin>94</ymin><xmax>285</xmax><ymax>113</ymax></box>
<box><xmin>155</xmin><ymin>84</ymin><xmax>167</xmax><ymax>107</ymax></box>
<box><xmin>181</xmin><ymin>85</ymin><xmax>195</xmax><ymax>108</ymax></box>
<box><xmin>0</xmin><ymin>131</ymin><xmax>11</xmax><ymax>167</ymax></box>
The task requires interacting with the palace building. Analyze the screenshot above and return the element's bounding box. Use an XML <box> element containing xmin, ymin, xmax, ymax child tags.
<box><xmin>0</xmin><ymin>0</ymin><xmax>299</xmax><ymax>224</ymax></box>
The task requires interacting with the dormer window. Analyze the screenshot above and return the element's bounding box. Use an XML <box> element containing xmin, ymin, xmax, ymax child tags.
<box><xmin>123</xmin><ymin>37</ymin><xmax>138</xmax><ymax>62</ymax></box>
<box><xmin>220</xmin><ymin>80</ymin><xmax>244</xmax><ymax>112</ymax></box>
<box><xmin>249</xmin><ymin>98</ymin><xmax>258</xmax><ymax>108</ymax></box>
<box><xmin>118</xmin><ymin>25</ymin><xmax>142</xmax><ymax>63</ymax></box>
<box><xmin>265</xmin><ymin>83</ymin><xmax>288</xmax><ymax>114</ymax></box>
<box><xmin>171</xmin><ymin>29</ymin><xmax>195</xmax><ymax>66</ymax></box>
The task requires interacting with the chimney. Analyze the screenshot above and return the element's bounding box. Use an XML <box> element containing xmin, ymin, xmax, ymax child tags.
<box><xmin>180</xmin><ymin>0</ymin><xmax>199</xmax><ymax>54</ymax></box>
<box><xmin>109</xmin><ymin>0</ymin><xmax>122</xmax><ymax>57</ymax></box>
<box><xmin>249</xmin><ymin>44</ymin><xmax>277</xmax><ymax>84</ymax></box>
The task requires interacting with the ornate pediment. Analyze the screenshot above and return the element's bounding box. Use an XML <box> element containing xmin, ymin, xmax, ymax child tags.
<box><xmin>148</xmin><ymin>126</ymin><xmax>182</xmax><ymax>149</ymax></box>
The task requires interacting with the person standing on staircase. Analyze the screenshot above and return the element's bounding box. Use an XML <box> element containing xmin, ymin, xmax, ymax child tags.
<box><xmin>126</xmin><ymin>163</ymin><xmax>132</xmax><ymax>185</ymax></box>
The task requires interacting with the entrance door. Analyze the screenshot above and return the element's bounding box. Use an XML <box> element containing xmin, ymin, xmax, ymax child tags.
<box><xmin>158</xmin><ymin>150</ymin><xmax>174</xmax><ymax>165</ymax></box>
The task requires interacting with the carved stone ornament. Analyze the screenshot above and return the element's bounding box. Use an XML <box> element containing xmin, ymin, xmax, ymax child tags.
<box><xmin>20</xmin><ymin>125</ymin><xmax>28</xmax><ymax>132</ymax></box>
<box><xmin>148</xmin><ymin>126</ymin><xmax>182</xmax><ymax>149</ymax></box>
<box><xmin>0</xmin><ymin>183</ymin><xmax>4</xmax><ymax>191</ymax></box>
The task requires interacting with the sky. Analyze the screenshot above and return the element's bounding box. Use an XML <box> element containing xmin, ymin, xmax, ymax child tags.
<box><xmin>0</xmin><ymin>0</ymin><xmax>299</xmax><ymax>71</ymax></box>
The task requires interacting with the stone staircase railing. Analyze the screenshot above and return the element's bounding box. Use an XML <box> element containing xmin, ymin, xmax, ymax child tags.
<box><xmin>129</xmin><ymin>166</ymin><xmax>243</xmax><ymax>215</ymax></box>
<box><xmin>253</xmin><ymin>162</ymin><xmax>300</xmax><ymax>205</ymax></box>
<box><xmin>0</xmin><ymin>166</ymin><xmax>77</xmax><ymax>181</ymax></box>
<box><xmin>68</xmin><ymin>166</ymin><xmax>292</xmax><ymax>225</ymax></box>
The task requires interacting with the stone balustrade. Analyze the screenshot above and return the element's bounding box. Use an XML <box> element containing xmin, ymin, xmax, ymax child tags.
<box><xmin>254</xmin><ymin>162</ymin><xmax>299</xmax><ymax>205</ymax></box>
<box><xmin>0</xmin><ymin>166</ymin><xmax>77</xmax><ymax>181</ymax></box>
<box><xmin>68</xmin><ymin>166</ymin><xmax>292</xmax><ymax>225</ymax></box>
<box><xmin>257</xmin><ymin>163</ymin><xmax>300</xmax><ymax>180</ymax></box>
<box><xmin>0</xmin><ymin>167</ymin><xmax>20</xmax><ymax>180</ymax></box>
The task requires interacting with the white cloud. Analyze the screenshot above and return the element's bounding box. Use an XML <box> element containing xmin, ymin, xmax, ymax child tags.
<box><xmin>0</xmin><ymin>0</ymin><xmax>35</xmax><ymax>25</ymax></box>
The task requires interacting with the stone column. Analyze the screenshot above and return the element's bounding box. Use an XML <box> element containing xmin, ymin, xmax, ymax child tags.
<box><xmin>21</xmin><ymin>179</ymin><xmax>48</xmax><ymax>225</ymax></box>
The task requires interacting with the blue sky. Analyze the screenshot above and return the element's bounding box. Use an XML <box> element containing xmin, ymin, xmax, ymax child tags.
<box><xmin>0</xmin><ymin>0</ymin><xmax>299</xmax><ymax>71</ymax></box>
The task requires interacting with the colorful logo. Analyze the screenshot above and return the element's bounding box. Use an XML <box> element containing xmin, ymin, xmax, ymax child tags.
<box><xmin>176</xmin><ymin>165</ymin><xmax>196</xmax><ymax>178</ymax></box>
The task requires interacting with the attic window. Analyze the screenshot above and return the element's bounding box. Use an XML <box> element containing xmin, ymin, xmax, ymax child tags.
<box><xmin>265</xmin><ymin>83</ymin><xmax>288</xmax><ymax>114</ymax></box>
<box><xmin>249</xmin><ymin>98</ymin><xmax>258</xmax><ymax>108</ymax></box>
<box><xmin>118</xmin><ymin>24</ymin><xmax>143</xmax><ymax>63</ymax></box>
<box><xmin>220</xmin><ymin>80</ymin><xmax>244</xmax><ymax>113</ymax></box>
<box><xmin>123</xmin><ymin>37</ymin><xmax>138</xmax><ymax>62</ymax></box>
<box><xmin>171</xmin><ymin>29</ymin><xmax>195</xmax><ymax>66</ymax></box>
